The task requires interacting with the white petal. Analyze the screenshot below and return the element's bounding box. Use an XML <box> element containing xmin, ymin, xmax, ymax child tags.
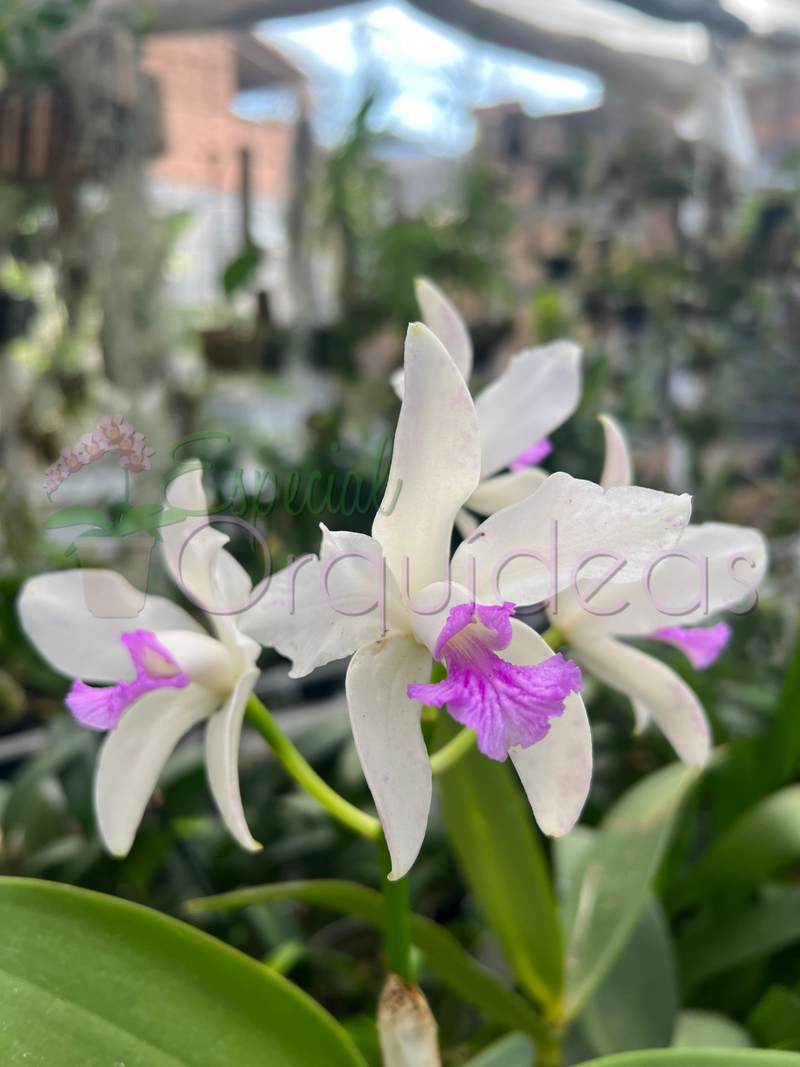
<box><xmin>415</xmin><ymin>277</ymin><xmax>473</xmax><ymax>382</ymax></box>
<box><xmin>466</xmin><ymin>468</ymin><xmax>549</xmax><ymax>516</ymax></box>
<box><xmin>559</xmin><ymin>521</ymin><xmax>768</xmax><ymax>640</ymax></box>
<box><xmin>95</xmin><ymin>683</ymin><xmax>219</xmax><ymax>855</ymax></box>
<box><xmin>451</xmin><ymin>472</ymin><xmax>692</xmax><ymax>607</ymax></box>
<box><xmin>155</xmin><ymin>630</ymin><xmax>236</xmax><ymax>693</ymax></box>
<box><xmin>454</xmin><ymin>508</ymin><xmax>479</xmax><ymax>539</ymax></box>
<box><xmin>575</xmin><ymin>637</ymin><xmax>710</xmax><ymax>767</ymax></box>
<box><xmin>476</xmin><ymin>341</ymin><xmax>581</xmax><ymax>479</ymax></box>
<box><xmin>599</xmin><ymin>414</ymin><xmax>633</xmax><ymax>489</ymax></box>
<box><xmin>18</xmin><ymin>570</ymin><xmax>204</xmax><ymax>683</ymax></box>
<box><xmin>240</xmin><ymin>527</ymin><xmax>394</xmax><ymax>678</ymax></box>
<box><xmin>373</xmin><ymin>323</ymin><xmax>481</xmax><ymax>598</ymax></box>
<box><xmin>205</xmin><ymin>667</ymin><xmax>261</xmax><ymax>851</ymax></box>
<box><xmin>346</xmin><ymin>634</ymin><xmax>433</xmax><ymax>879</ymax></box>
<box><xmin>504</xmin><ymin>620</ymin><xmax>592</xmax><ymax>836</ymax></box>
<box><xmin>161</xmin><ymin>465</ymin><xmax>245</xmax><ymax>617</ymax></box>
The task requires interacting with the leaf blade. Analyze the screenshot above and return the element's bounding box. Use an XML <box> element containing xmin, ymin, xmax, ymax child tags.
<box><xmin>0</xmin><ymin>876</ymin><xmax>365</xmax><ymax>1066</ymax></box>
<box><xmin>434</xmin><ymin>713</ymin><xmax>563</xmax><ymax>1009</ymax></box>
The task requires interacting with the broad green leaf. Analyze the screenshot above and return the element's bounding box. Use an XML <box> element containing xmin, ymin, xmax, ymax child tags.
<box><xmin>672</xmin><ymin>1010</ymin><xmax>753</xmax><ymax>1048</ymax></box>
<box><xmin>670</xmin><ymin>786</ymin><xmax>800</xmax><ymax>911</ymax></box>
<box><xmin>563</xmin><ymin>762</ymin><xmax>697</xmax><ymax>1019</ymax></box>
<box><xmin>578</xmin><ymin>1051</ymin><xmax>800</xmax><ymax>1065</ymax></box>
<box><xmin>579</xmin><ymin>898</ymin><xmax>678</xmax><ymax>1056</ymax></box>
<box><xmin>434</xmin><ymin>713</ymin><xmax>562</xmax><ymax>1009</ymax></box>
<box><xmin>0</xmin><ymin>876</ymin><xmax>365</xmax><ymax>1066</ymax></box>
<box><xmin>679</xmin><ymin>886</ymin><xmax>800</xmax><ymax>993</ymax></box>
<box><xmin>185</xmin><ymin>878</ymin><xmax>553</xmax><ymax>1047</ymax></box>
<box><xmin>43</xmin><ymin>505</ymin><xmax>113</xmax><ymax>531</ymax></box>
<box><xmin>463</xmin><ymin>1033</ymin><xmax>535</xmax><ymax>1066</ymax></box>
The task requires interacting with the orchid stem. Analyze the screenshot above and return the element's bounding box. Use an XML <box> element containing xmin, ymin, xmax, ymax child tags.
<box><xmin>245</xmin><ymin>694</ymin><xmax>382</xmax><ymax>842</ymax></box>
<box><xmin>378</xmin><ymin>836</ymin><xmax>412</xmax><ymax>982</ymax></box>
<box><xmin>430</xmin><ymin>726</ymin><xmax>476</xmax><ymax>775</ymax></box>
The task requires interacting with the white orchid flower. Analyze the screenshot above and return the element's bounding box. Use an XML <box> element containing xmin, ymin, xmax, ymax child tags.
<box><xmin>240</xmin><ymin>323</ymin><xmax>692</xmax><ymax>879</ymax></box>
<box><xmin>392</xmin><ymin>278</ymin><xmax>582</xmax><ymax>534</ymax></box>
<box><xmin>18</xmin><ymin>469</ymin><xmax>262</xmax><ymax>856</ymax></box>
<box><xmin>550</xmin><ymin>414</ymin><xmax>769</xmax><ymax>766</ymax></box>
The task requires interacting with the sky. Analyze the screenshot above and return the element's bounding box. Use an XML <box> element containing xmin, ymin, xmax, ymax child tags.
<box><xmin>246</xmin><ymin>1</ymin><xmax>603</xmax><ymax>155</ymax></box>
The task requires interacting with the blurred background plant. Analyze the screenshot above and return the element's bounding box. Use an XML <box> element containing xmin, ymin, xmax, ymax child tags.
<box><xmin>2</xmin><ymin>0</ymin><xmax>800</xmax><ymax>1064</ymax></box>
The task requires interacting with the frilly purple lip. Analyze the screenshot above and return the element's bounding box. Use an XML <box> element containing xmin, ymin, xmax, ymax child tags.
<box><xmin>409</xmin><ymin>601</ymin><xmax>582</xmax><ymax>761</ymax></box>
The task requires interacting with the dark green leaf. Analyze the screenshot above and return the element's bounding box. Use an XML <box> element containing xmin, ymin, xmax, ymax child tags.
<box><xmin>0</xmin><ymin>877</ymin><xmax>365</xmax><ymax>1066</ymax></box>
<box><xmin>670</xmin><ymin>786</ymin><xmax>800</xmax><ymax>912</ymax></box>
<box><xmin>223</xmin><ymin>245</ymin><xmax>264</xmax><ymax>295</ymax></box>
<box><xmin>580</xmin><ymin>898</ymin><xmax>678</xmax><ymax>1056</ymax></box>
<box><xmin>679</xmin><ymin>886</ymin><xmax>800</xmax><ymax>993</ymax></box>
<box><xmin>563</xmin><ymin>762</ymin><xmax>697</xmax><ymax>1019</ymax></box>
<box><xmin>2</xmin><ymin>720</ymin><xmax>93</xmax><ymax>835</ymax></box>
<box><xmin>749</xmin><ymin>987</ymin><xmax>800</xmax><ymax>1050</ymax></box>
<box><xmin>185</xmin><ymin>878</ymin><xmax>553</xmax><ymax>1046</ymax></box>
<box><xmin>434</xmin><ymin>713</ymin><xmax>562</xmax><ymax>1009</ymax></box>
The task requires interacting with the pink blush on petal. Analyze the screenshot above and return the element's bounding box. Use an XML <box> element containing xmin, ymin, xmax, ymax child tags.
<box><xmin>509</xmin><ymin>437</ymin><xmax>553</xmax><ymax>473</ymax></box>
<box><xmin>653</xmin><ymin>623</ymin><xmax>732</xmax><ymax>670</ymax></box>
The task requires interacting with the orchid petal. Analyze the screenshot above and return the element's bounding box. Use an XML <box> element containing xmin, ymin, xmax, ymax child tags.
<box><xmin>161</xmin><ymin>465</ymin><xmax>239</xmax><ymax>615</ymax></box>
<box><xmin>575</xmin><ymin>637</ymin><xmax>710</xmax><ymax>767</ymax></box>
<box><xmin>346</xmin><ymin>633</ymin><xmax>433</xmax><ymax>879</ymax></box>
<box><xmin>18</xmin><ymin>570</ymin><xmax>204</xmax><ymax>683</ymax></box>
<box><xmin>452</xmin><ymin>472</ymin><xmax>692</xmax><ymax>607</ymax></box>
<box><xmin>391</xmin><ymin>279</ymin><xmax>474</xmax><ymax>398</ymax></box>
<box><xmin>476</xmin><ymin>341</ymin><xmax>581</xmax><ymax>479</ymax></box>
<box><xmin>455</xmin><ymin>508</ymin><xmax>479</xmax><ymax>539</ymax></box>
<box><xmin>559</xmin><ymin>521</ymin><xmax>767</xmax><ymax>640</ymax></box>
<box><xmin>240</xmin><ymin>526</ymin><xmax>396</xmax><ymax>678</ymax></box>
<box><xmin>415</xmin><ymin>277</ymin><xmax>473</xmax><ymax>381</ymax></box>
<box><xmin>466</xmin><ymin>468</ymin><xmax>549</xmax><ymax>516</ymax></box>
<box><xmin>205</xmin><ymin>667</ymin><xmax>261</xmax><ymax>852</ymax></box>
<box><xmin>373</xmin><ymin>323</ymin><xmax>481</xmax><ymax>597</ymax></box>
<box><xmin>155</xmin><ymin>630</ymin><xmax>236</xmax><ymax>693</ymax></box>
<box><xmin>95</xmin><ymin>683</ymin><xmax>219</xmax><ymax>855</ymax></box>
<box><xmin>505</xmin><ymin>621</ymin><xmax>592</xmax><ymax>836</ymax></box>
<box><xmin>599</xmin><ymin>414</ymin><xmax>633</xmax><ymax>489</ymax></box>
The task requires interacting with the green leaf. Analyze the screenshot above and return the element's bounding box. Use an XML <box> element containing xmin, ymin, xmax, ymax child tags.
<box><xmin>434</xmin><ymin>713</ymin><xmax>562</xmax><ymax>1009</ymax></box>
<box><xmin>43</xmin><ymin>506</ymin><xmax>113</xmax><ymax>532</ymax></box>
<box><xmin>114</xmin><ymin>502</ymin><xmax>166</xmax><ymax>535</ymax></box>
<box><xmin>578</xmin><ymin>1052</ymin><xmax>800</xmax><ymax>1066</ymax></box>
<box><xmin>579</xmin><ymin>898</ymin><xmax>678</xmax><ymax>1056</ymax></box>
<box><xmin>670</xmin><ymin>786</ymin><xmax>800</xmax><ymax>912</ymax></box>
<box><xmin>223</xmin><ymin>244</ymin><xmax>264</xmax><ymax>295</ymax></box>
<box><xmin>562</xmin><ymin>762</ymin><xmax>698</xmax><ymax>1019</ymax></box>
<box><xmin>462</xmin><ymin>1033</ymin><xmax>535</xmax><ymax>1066</ymax></box>
<box><xmin>185</xmin><ymin>879</ymin><xmax>554</xmax><ymax>1047</ymax></box>
<box><xmin>679</xmin><ymin>886</ymin><xmax>800</xmax><ymax>993</ymax></box>
<box><xmin>0</xmin><ymin>876</ymin><xmax>365</xmax><ymax>1066</ymax></box>
<box><xmin>749</xmin><ymin>986</ymin><xmax>800</xmax><ymax>1051</ymax></box>
<box><xmin>672</xmin><ymin>1010</ymin><xmax>753</xmax><ymax>1048</ymax></box>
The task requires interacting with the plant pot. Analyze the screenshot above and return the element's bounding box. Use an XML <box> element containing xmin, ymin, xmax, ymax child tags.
<box><xmin>77</xmin><ymin>531</ymin><xmax>155</xmax><ymax>618</ymax></box>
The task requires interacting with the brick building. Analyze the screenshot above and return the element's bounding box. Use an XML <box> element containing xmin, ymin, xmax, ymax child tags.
<box><xmin>141</xmin><ymin>32</ymin><xmax>303</xmax><ymax>311</ymax></box>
